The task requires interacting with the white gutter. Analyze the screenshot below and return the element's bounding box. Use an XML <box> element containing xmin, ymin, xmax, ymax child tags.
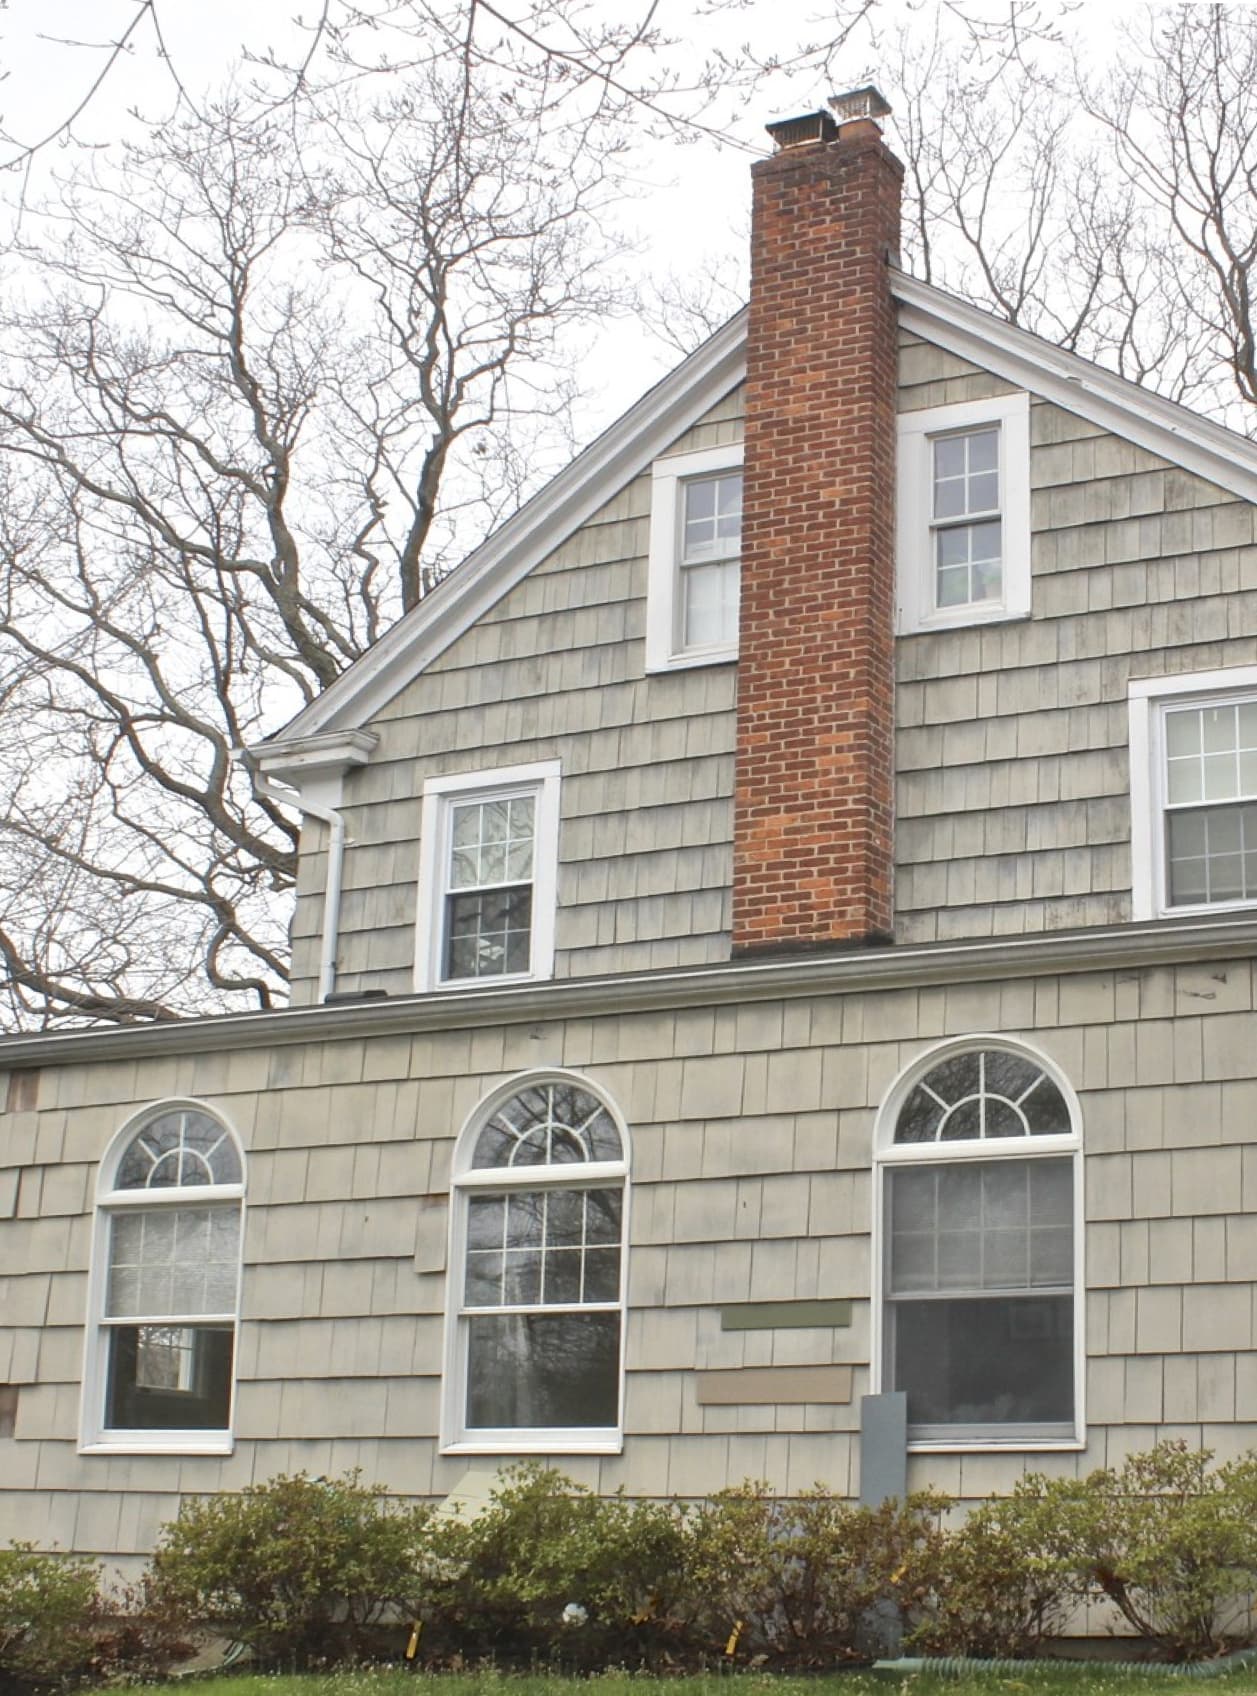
<box><xmin>255</xmin><ymin>773</ymin><xmax>344</xmax><ymax>1006</ymax></box>
<box><xmin>4</xmin><ymin>911</ymin><xmax>1257</xmax><ymax>1067</ymax></box>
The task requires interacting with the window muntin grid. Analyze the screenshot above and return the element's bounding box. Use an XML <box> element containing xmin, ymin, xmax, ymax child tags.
<box><xmin>92</xmin><ymin>1108</ymin><xmax>243</xmax><ymax>1444</ymax></box>
<box><xmin>464</xmin><ymin>1188</ymin><xmax>622</xmax><ymax>1308</ymax></box>
<box><xmin>115</xmin><ymin>1108</ymin><xmax>241</xmax><ymax>1189</ymax></box>
<box><xmin>454</xmin><ymin>1079</ymin><xmax>626</xmax><ymax>1441</ymax></box>
<box><xmin>443</xmin><ymin>792</ymin><xmax>537</xmax><ymax>980</ymax></box>
<box><xmin>471</xmin><ymin>1081</ymin><xmax>623</xmax><ymax>1169</ymax></box>
<box><xmin>887</xmin><ymin>1159</ymin><xmax>1073</xmax><ymax>1296</ymax></box>
<box><xmin>880</xmin><ymin>1045</ymin><xmax>1078</xmax><ymax>1442</ymax></box>
<box><xmin>679</xmin><ymin>472</ymin><xmax>741</xmax><ymax>650</ymax></box>
<box><xmin>892</xmin><ymin>1048</ymin><xmax>1071</xmax><ymax>1144</ymax></box>
<box><xmin>1163</xmin><ymin>700</ymin><xmax>1257</xmax><ymax>907</ymax></box>
<box><xmin>106</xmin><ymin>1208</ymin><xmax>241</xmax><ymax>1319</ymax></box>
<box><xmin>931</xmin><ymin>428</ymin><xmax>1002</xmax><ymax>609</ymax></box>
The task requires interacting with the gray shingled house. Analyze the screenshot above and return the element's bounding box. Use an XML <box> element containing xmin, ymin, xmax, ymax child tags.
<box><xmin>4</xmin><ymin>91</ymin><xmax>1257</xmax><ymax>1572</ymax></box>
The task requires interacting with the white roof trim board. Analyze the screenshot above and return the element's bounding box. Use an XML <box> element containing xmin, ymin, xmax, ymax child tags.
<box><xmin>893</xmin><ymin>274</ymin><xmax>1257</xmax><ymax>504</ymax></box>
<box><xmin>256</xmin><ymin>272</ymin><xmax>1257</xmax><ymax>755</ymax></box>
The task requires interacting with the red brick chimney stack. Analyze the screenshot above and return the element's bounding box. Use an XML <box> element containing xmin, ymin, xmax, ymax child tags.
<box><xmin>730</xmin><ymin>89</ymin><xmax>902</xmax><ymax>956</ymax></box>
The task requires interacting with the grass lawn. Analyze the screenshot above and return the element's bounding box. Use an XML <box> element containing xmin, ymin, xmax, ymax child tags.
<box><xmin>166</xmin><ymin>1669</ymin><xmax>1257</xmax><ymax>1696</ymax></box>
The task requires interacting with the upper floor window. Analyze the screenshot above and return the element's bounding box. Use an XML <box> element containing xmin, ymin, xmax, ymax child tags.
<box><xmin>415</xmin><ymin>761</ymin><xmax>561</xmax><ymax>991</ymax></box>
<box><xmin>897</xmin><ymin>392</ymin><xmax>1031</xmax><ymax>633</ymax></box>
<box><xmin>1129</xmin><ymin>665</ymin><xmax>1257</xmax><ymax>919</ymax></box>
<box><xmin>646</xmin><ymin>443</ymin><xmax>743</xmax><ymax>671</ymax></box>
<box><xmin>442</xmin><ymin>1073</ymin><xmax>628</xmax><ymax>1453</ymax></box>
<box><xmin>875</xmin><ymin>1040</ymin><xmax>1082</xmax><ymax>1450</ymax></box>
<box><xmin>82</xmin><ymin>1103</ymin><xmax>245</xmax><ymax>1454</ymax></box>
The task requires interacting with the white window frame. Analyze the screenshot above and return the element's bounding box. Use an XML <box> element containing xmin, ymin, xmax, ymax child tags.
<box><xmin>897</xmin><ymin>392</ymin><xmax>1031</xmax><ymax>633</ymax></box>
<box><xmin>1130</xmin><ymin>665</ymin><xmax>1257</xmax><ymax>921</ymax></box>
<box><xmin>646</xmin><ymin>442</ymin><xmax>744</xmax><ymax>672</ymax></box>
<box><xmin>414</xmin><ymin>760</ymin><xmax>561</xmax><ymax>992</ymax></box>
<box><xmin>440</xmin><ymin>1069</ymin><xmax>629</xmax><ymax>1456</ymax></box>
<box><xmin>79</xmin><ymin>1100</ymin><xmax>245</xmax><ymax>1456</ymax></box>
<box><xmin>871</xmin><ymin>1036</ymin><xmax>1085</xmax><ymax>1453</ymax></box>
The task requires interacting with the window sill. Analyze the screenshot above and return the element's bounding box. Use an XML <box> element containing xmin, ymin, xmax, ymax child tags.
<box><xmin>80</xmin><ymin>1437</ymin><xmax>234</xmax><ymax>1456</ymax></box>
<box><xmin>442</xmin><ymin>1437</ymin><xmax>623</xmax><ymax>1456</ymax></box>
<box><xmin>1156</xmin><ymin>898</ymin><xmax>1257</xmax><ymax>922</ymax></box>
<box><xmin>645</xmin><ymin>646</ymin><xmax>738</xmax><ymax>675</ymax></box>
<box><xmin>429</xmin><ymin>970</ymin><xmax>548</xmax><ymax>994</ymax></box>
<box><xmin>899</xmin><ymin>604</ymin><xmax>1031</xmax><ymax>636</ymax></box>
<box><xmin>907</xmin><ymin>1435</ymin><xmax>1084</xmax><ymax>1454</ymax></box>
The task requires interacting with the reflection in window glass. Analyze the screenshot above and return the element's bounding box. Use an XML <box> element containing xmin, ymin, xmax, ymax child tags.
<box><xmin>466</xmin><ymin>1312</ymin><xmax>620</xmax><ymax>1429</ymax></box>
<box><xmin>931</xmin><ymin>428</ymin><xmax>1003</xmax><ymax>609</ymax></box>
<box><xmin>883</xmin><ymin>1049</ymin><xmax>1076</xmax><ymax>1441</ymax></box>
<box><xmin>1163</xmin><ymin>701</ymin><xmax>1257</xmax><ymax>908</ymax></box>
<box><xmin>443</xmin><ymin>794</ymin><xmax>537</xmax><ymax>979</ymax></box>
<box><xmin>680</xmin><ymin>472</ymin><xmax>741</xmax><ymax>650</ymax></box>
<box><xmin>893</xmin><ymin>1050</ymin><xmax>1070</xmax><ymax>1144</ymax></box>
<box><xmin>97</xmin><ymin>1109</ymin><xmax>243</xmax><ymax>1439</ymax></box>
<box><xmin>458</xmin><ymin>1081</ymin><xmax>625</xmax><ymax>1439</ymax></box>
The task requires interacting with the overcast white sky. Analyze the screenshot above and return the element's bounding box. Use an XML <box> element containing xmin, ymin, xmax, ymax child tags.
<box><xmin>0</xmin><ymin>1</ymin><xmax>1173</xmax><ymax>435</ymax></box>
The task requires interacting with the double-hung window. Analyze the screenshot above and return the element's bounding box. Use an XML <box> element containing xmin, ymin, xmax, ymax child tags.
<box><xmin>82</xmin><ymin>1103</ymin><xmax>245</xmax><ymax>1454</ymax></box>
<box><xmin>1129</xmin><ymin>666</ymin><xmax>1257</xmax><ymax>918</ymax></box>
<box><xmin>646</xmin><ymin>444</ymin><xmax>743</xmax><ymax>670</ymax></box>
<box><xmin>897</xmin><ymin>393</ymin><xmax>1030</xmax><ymax>632</ymax></box>
<box><xmin>875</xmin><ymin>1040</ymin><xmax>1082</xmax><ymax>1448</ymax></box>
<box><xmin>416</xmin><ymin>761</ymin><xmax>561</xmax><ymax>990</ymax></box>
<box><xmin>443</xmin><ymin>1073</ymin><xmax>628</xmax><ymax>1453</ymax></box>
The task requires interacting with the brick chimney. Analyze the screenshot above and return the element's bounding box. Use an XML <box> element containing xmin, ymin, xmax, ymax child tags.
<box><xmin>730</xmin><ymin>89</ymin><xmax>902</xmax><ymax>956</ymax></box>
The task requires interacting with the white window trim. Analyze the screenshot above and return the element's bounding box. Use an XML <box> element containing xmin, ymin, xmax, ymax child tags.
<box><xmin>870</xmin><ymin>1035</ymin><xmax>1085</xmax><ymax>1453</ymax></box>
<box><xmin>897</xmin><ymin>392</ymin><xmax>1031</xmax><ymax>634</ymax></box>
<box><xmin>414</xmin><ymin>760</ymin><xmax>561</xmax><ymax>993</ymax></box>
<box><xmin>79</xmin><ymin>1100</ymin><xmax>245</xmax><ymax>1456</ymax></box>
<box><xmin>646</xmin><ymin>442</ymin><xmax>744</xmax><ymax>672</ymax></box>
<box><xmin>440</xmin><ymin>1068</ymin><xmax>629</xmax><ymax>1456</ymax></box>
<box><xmin>1129</xmin><ymin>665</ymin><xmax>1257</xmax><ymax>922</ymax></box>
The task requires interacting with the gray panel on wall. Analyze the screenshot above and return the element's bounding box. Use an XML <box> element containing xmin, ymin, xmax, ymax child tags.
<box><xmin>859</xmin><ymin>1390</ymin><xmax>907</xmax><ymax>1507</ymax></box>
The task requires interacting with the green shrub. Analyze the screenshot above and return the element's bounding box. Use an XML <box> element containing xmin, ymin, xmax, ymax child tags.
<box><xmin>683</xmin><ymin>1482</ymin><xmax>948</xmax><ymax>1666</ymax></box>
<box><xmin>148</xmin><ymin>1471</ymin><xmax>431</xmax><ymax>1667</ymax></box>
<box><xmin>912</xmin><ymin>1484</ymin><xmax>1081</xmax><ymax>1658</ymax></box>
<box><xmin>1049</xmin><ymin>1442</ymin><xmax>1257</xmax><ymax>1660</ymax></box>
<box><xmin>0</xmin><ymin>1543</ymin><xmax>101</xmax><ymax>1685</ymax></box>
<box><xmin>419</xmin><ymin>1463</ymin><xmax>688</xmax><ymax>1669</ymax></box>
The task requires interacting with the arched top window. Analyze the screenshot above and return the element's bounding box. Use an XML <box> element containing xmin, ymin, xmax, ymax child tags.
<box><xmin>83</xmin><ymin>1102</ymin><xmax>245</xmax><ymax>1455</ymax></box>
<box><xmin>876</xmin><ymin>1038</ymin><xmax>1081</xmax><ymax>1450</ymax></box>
<box><xmin>445</xmin><ymin>1072</ymin><xmax>628</xmax><ymax>1455</ymax></box>
<box><xmin>110</xmin><ymin>1106</ymin><xmax>244</xmax><ymax>1191</ymax></box>
<box><xmin>891</xmin><ymin>1047</ymin><xmax>1073</xmax><ymax>1146</ymax></box>
<box><xmin>469</xmin><ymin>1079</ymin><xmax>624</xmax><ymax>1171</ymax></box>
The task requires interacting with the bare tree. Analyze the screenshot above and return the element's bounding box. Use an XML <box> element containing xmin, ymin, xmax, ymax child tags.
<box><xmin>0</xmin><ymin>0</ymin><xmax>888</xmax><ymax>1029</ymax></box>
<box><xmin>0</xmin><ymin>34</ymin><xmax>640</xmax><ymax>1026</ymax></box>
<box><xmin>880</xmin><ymin>1</ymin><xmax>1257</xmax><ymax>416</ymax></box>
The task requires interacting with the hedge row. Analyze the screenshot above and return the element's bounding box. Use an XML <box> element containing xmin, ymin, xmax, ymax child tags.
<box><xmin>8</xmin><ymin>1442</ymin><xmax>1257</xmax><ymax>1681</ymax></box>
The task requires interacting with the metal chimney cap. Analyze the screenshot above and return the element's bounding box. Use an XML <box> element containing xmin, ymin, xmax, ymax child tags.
<box><xmin>827</xmin><ymin>86</ymin><xmax>892</xmax><ymax>126</ymax></box>
<box><xmin>765</xmin><ymin>110</ymin><xmax>840</xmax><ymax>151</ymax></box>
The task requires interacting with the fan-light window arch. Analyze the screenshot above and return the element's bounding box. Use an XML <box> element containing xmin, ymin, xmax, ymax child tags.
<box><xmin>876</xmin><ymin>1041</ymin><xmax>1082</xmax><ymax>1448</ymax></box>
<box><xmin>445</xmin><ymin>1074</ymin><xmax>628</xmax><ymax>1453</ymax></box>
<box><xmin>82</xmin><ymin>1104</ymin><xmax>245</xmax><ymax>1453</ymax></box>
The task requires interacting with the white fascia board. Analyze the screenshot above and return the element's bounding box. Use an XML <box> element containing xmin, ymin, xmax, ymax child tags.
<box><xmin>7</xmin><ymin>912</ymin><xmax>1257</xmax><ymax>1070</ymax></box>
<box><xmin>254</xmin><ymin>311</ymin><xmax>749</xmax><ymax>749</ymax></box>
<box><xmin>893</xmin><ymin>272</ymin><xmax>1257</xmax><ymax>505</ymax></box>
<box><xmin>250</xmin><ymin>727</ymin><xmax>379</xmax><ymax>784</ymax></box>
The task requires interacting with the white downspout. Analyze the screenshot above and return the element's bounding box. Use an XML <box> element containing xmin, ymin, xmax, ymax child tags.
<box><xmin>255</xmin><ymin>772</ymin><xmax>346</xmax><ymax>1005</ymax></box>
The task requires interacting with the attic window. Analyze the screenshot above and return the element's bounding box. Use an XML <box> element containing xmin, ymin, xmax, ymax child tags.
<box><xmin>646</xmin><ymin>443</ymin><xmax>743</xmax><ymax>671</ymax></box>
<box><xmin>897</xmin><ymin>392</ymin><xmax>1031</xmax><ymax>633</ymax></box>
<box><xmin>415</xmin><ymin>761</ymin><xmax>562</xmax><ymax>991</ymax></box>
